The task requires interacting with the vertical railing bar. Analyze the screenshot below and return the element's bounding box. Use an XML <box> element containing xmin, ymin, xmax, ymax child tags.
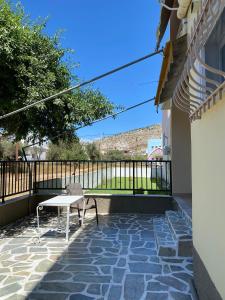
<box><xmin>160</xmin><ymin>162</ymin><xmax>163</xmax><ymax>191</ymax></box>
<box><xmin>51</xmin><ymin>161</ymin><xmax>53</xmax><ymax>188</ymax></box>
<box><xmin>97</xmin><ymin>161</ymin><xmax>99</xmax><ymax>188</ymax></box>
<box><xmin>83</xmin><ymin>162</ymin><xmax>85</xmax><ymax>189</ymax></box>
<box><xmin>110</xmin><ymin>161</ymin><xmax>113</xmax><ymax>189</ymax></box>
<box><xmin>79</xmin><ymin>161</ymin><xmax>81</xmax><ymax>184</ymax></box>
<box><xmin>165</xmin><ymin>162</ymin><xmax>168</xmax><ymax>192</ymax></box>
<box><xmin>2</xmin><ymin>162</ymin><xmax>6</xmax><ymax>203</ymax></box>
<box><xmin>92</xmin><ymin>161</ymin><xmax>94</xmax><ymax>189</ymax></box>
<box><xmin>106</xmin><ymin>161</ymin><xmax>108</xmax><ymax>189</ymax></box>
<box><xmin>56</xmin><ymin>162</ymin><xmax>58</xmax><ymax>189</ymax></box>
<box><xmin>65</xmin><ymin>162</ymin><xmax>67</xmax><ymax>189</ymax></box>
<box><xmin>87</xmin><ymin>161</ymin><xmax>90</xmax><ymax>189</ymax></box>
<box><xmin>146</xmin><ymin>161</ymin><xmax>148</xmax><ymax>191</ymax></box>
<box><xmin>42</xmin><ymin>161</ymin><xmax>44</xmax><ymax>189</ymax></box>
<box><xmin>47</xmin><ymin>161</ymin><xmax>50</xmax><ymax>189</ymax></box>
<box><xmin>169</xmin><ymin>161</ymin><xmax>172</xmax><ymax>195</ymax></box>
<box><xmin>23</xmin><ymin>161</ymin><xmax>25</xmax><ymax>192</ymax></box>
<box><xmin>151</xmin><ymin>161</ymin><xmax>153</xmax><ymax>190</ymax></box>
<box><xmin>123</xmin><ymin>161</ymin><xmax>127</xmax><ymax>190</ymax></box>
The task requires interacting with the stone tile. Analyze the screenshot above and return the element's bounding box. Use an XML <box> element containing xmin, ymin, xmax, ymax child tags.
<box><xmin>155</xmin><ymin>275</ymin><xmax>188</xmax><ymax>292</ymax></box>
<box><xmin>70</xmin><ymin>295</ymin><xmax>94</xmax><ymax>300</ymax></box>
<box><xmin>24</xmin><ymin>281</ymin><xmax>39</xmax><ymax>291</ymax></box>
<box><xmin>113</xmin><ymin>267</ymin><xmax>125</xmax><ymax>283</ymax></box>
<box><xmin>108</xmin><ymin>285</ymin><xmax>122</xmax><ymax>300</ymax></box>
<box><xmin>4</xmin><ymin>276</ymin><xmax>25</xmax><ymax>285</ymax></box>
<box><xmin>147</xmin><ymin>281</ymin><xmax>169</xmax><ymax>291</ymax></box>
<box><xmin>0</xmin><ymin>283</ymin><xmax>21</xmax><ymax>297</ymax></box>
<box><xmin>87</xmin><ymin>284</ymin><xmax>101</xmax><ymax>295</ymax></box>
<box><xmin>145</xmin><ymin>292</ymin><xmax>169</xmax><ymax>300</ymax></box>
<box><xmin>90</xmin><ymin>240</ymin><xmax>113</xmax><ymax>247</ymax></box>
<box><xmin>11</xmin><ymin>247</ymin><xmax>27</xmax><ymax>254</ymax></box>
<box><xmin>4</xmin><ymin>294</ymin><xmax>26</xmax><ymax>300</ymax></box>
<box><xmin>170</xmin><ymin>291</ymin><xmax>192</xmax><ymax>300</ymax></box>
<box><xmin>60</xmin><ymin>258</ymin><xmax>93</xmax><ymax>265</ymax></box>
<box><xmin>43</xmin><ymin>272</ymin><xmax>72</xmax><ymax>281</ymax></box>
<box><xmin>172</xmin><ymin>272</ymin><xmax>193</xmax><ymax>283</ymax></box>
<box><xmin>38</xmin><ymin>282</ymin><xmax>85</xmax><ymax>293</ymax></box>
<box><xmin>129</xmin><ymin>255</ymin><xmax>148</xmax><ymax>262</ymax></box>
<box><xmin>94</xmin><ymin>257</ymin><xmax>117</xmax><ymax>265</ymax></box>
<box><xmin>30</xmin><ymin>247</ymin><xmax>48</xmax><ymax>253</ymax></box>
<box><xmin>35</xmin><ymin>259</ymin><xmax>54</xmax><ymax>272</ymax></box>
<box><xmin>100</xmin><ymin>266</ymin><xmax>111</xmax><ymax>274</ymax></box>
<box><xmin>131</xmin><ymin>248</ymin><xmax>156</xmax><ymax>256</ymax></box>
<box><xmin>28</xmin><ymin>293</ymin><xmax>68</xmax><ymax>300</ymax></box>
<box><xmin>73</xmin><ymin>274</ymin><xmax>111</xmax><ymax>283</ymax></box>
<box><xmin>0</xmin><ymin>213</ymin><xmax>195</xmax><ymax>300</ymax></box>
<box><xmin>124</xmin><ymin>274</ymin><xmax>145</xmax><ymax>300</ymax></box>
<box><xmin>117</xmin><ymin>257</ymin><xmax>126</xmax><ymax>267</ymax></box>
<box><xmin>129</xmin><ymin>262</ymin><xmax>162</xmax><ymax>274</ymax></box>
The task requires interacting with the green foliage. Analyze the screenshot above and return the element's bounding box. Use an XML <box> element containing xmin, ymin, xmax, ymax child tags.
<box><xmin>0</xmin><ymin>139</ymin><xmax>22</xmax><ymax>160</ymax></box>
<box><xmin>132</xmin><ymin>154</ymin><xmax>147</xmax><ymax>160</ymax></box>
<box><xmin>103</xmin><ymin>150</ymin><xmax>129</xmax><ymax>161</ymax></box>
<box><xmin>0</xmin><ymin>0</ymin><xmax>114</xmax><ymax>142</ymax></box>
<box><xmin>46</xmin><ymin>139</ymin><xmax>87</xmax><ymax>160</ymax></box>
<box><xmin>85</xmin><ymin>143</ymin><xmax>101</xmax><ymax>160</ymax></box>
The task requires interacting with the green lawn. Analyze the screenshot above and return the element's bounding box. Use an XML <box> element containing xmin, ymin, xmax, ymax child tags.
<box><xmin>85</xmin><ymin>177</ymin><xmax>168</xmax><ymax>195</ymax></box>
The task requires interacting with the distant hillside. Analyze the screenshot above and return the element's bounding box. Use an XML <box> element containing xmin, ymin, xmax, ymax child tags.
<box><xmin>94</xmin><ymin>124</ymin><xmax>161</xmax><ymax>155</ymax></box>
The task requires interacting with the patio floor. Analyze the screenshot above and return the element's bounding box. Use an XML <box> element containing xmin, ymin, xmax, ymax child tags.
<box><xmin>0</xmin><ymin>213</ymin><xmax>195</xmax><ymax>300</ymax></box>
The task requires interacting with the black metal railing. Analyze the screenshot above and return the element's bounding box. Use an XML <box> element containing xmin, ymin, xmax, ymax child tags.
<box><xmin>0</xmin><ymin>160</ymin><xmax>172</xmax><ymax>203</ymax></box>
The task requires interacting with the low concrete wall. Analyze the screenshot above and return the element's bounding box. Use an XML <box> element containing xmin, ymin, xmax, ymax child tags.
<box><xmin>0</xmin><ymin>194</ymin><xmax>173</xmax><ymax>227</ymax></box>
<box><xmin>84</xmin><ymin>194</ymin><xmax>173</xmax><ymax>214</ymax></box>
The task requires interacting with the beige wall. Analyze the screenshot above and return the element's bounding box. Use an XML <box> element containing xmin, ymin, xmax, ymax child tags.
<box><xmin>162</xmin><ymin>109</ymin><xmax>171</xmax><ymax>160</ymax></box>
<box><xmin>171</xmin><ymin>104</ymin><xmax>192</xmax><ymax>194</ymax></box>
<box><xmin>192</xmin><ymin>98</ymin><xmax>225</xmax><ymax>299</ymax></box>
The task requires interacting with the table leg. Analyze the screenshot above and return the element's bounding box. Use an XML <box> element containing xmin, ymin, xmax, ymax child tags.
<box><xmin>36</xmin><ymin>206</ymin><xmax>40</xmax><ymax>243</ymax></box>
<box><xmin>81</xmin><ymin>198</ymin><xmax>86</xmax><ymax>226</ymax></box>
<box><xmin>66</xmin><ymin>206</ymin><xmax>70</xmax><ymax>242</ymax></box>
<box><xmin>57</xmin><ymin>207</ymin><xmax>60</xmax><ymax>230</ymax></box>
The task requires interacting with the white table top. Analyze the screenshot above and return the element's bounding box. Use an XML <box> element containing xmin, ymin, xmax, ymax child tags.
<box><xmin>38</xmin><ymin>195</ymin><xmax>84</xmax><ymax>207</ymax></box>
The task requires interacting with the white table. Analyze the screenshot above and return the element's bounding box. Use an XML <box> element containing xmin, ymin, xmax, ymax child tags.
<box><xmin>36</xmin><ymin>195</ymin><xmax>85</xmax><ymax>242</ymax></box>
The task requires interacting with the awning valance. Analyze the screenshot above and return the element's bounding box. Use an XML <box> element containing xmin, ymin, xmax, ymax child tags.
<box><xmin>155</xmin><ymin>34</ymin><xmax>187</xmax><ymax>107</ymax></box>
<box><xmin>156</xmin><ymin>0</ymin><xmax>174</xmax><ymax>50</ymax></box>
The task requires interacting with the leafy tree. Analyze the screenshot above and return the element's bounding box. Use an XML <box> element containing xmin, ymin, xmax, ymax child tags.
<box><xmin>0</xmin><ymin>138</ymin><xmax>23</xmax><ymax>160</ymax></box>
<box><xmin>103</xmin><ymin>150</ymin><xmax>129</xmax><ymax>161</ymax></box>
<box><xmin>85</xmin><ymin>143</ymin><xmax>101</xmax><ymax>160</ymax></box>
<box><xmin>46</xmin><ymin>139</ymin><xmax>87</xmax><ymax>160</ymax></box>
<box><xmin>0</xmin><ymin>0</ymin><xmax>114</xmax><ymax>143</ymax></box>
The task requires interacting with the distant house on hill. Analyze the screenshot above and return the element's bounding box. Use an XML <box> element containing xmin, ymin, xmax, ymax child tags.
<box><xmin>147</xmin><ymin>138</ymin><xmax>163</xmax><ymax>160</ymax></box>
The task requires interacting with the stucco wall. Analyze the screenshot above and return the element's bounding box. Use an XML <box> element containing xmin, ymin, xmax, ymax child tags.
<box><xmin>191</xmin><ymin>99</ymin><xmax>225</xmax><ymax>299</ymax></box>
<box><xmin>162</xmin><ymin>109</ymin><xmax>171</xmax><ymax>160</ymax></box>
<box><xmin>171</xmin><ymin>104</ymin><xmax>192</xmax><ymax>194</ymax></box>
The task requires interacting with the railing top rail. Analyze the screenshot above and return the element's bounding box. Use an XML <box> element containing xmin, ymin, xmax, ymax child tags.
<box><xmin>0</xmin><ymin>159</ymin><xmax>172</xmax><ymax>163</ymax></box>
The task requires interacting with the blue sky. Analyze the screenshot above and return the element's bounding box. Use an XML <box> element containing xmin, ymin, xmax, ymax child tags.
<box><xmin>13</xmin><ymin>0</ymin><xmax>168</xmax><ymax>140</ymax></box>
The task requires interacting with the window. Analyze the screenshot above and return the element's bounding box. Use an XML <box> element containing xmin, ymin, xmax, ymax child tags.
<box><xmin>205</xmin><ymin>8</ymin><xmax>225</xmax><ymax>85</ymax></box>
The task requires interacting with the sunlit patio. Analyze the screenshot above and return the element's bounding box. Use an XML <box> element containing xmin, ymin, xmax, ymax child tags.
<box><xmin>0</xmin><ymin>212</ymin><xmax>196</xmax><ymax>300</ymax></box>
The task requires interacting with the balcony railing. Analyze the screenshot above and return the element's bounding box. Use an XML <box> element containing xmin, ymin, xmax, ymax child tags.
<box><xmin>173</xmin><ymin>0</ymin><xmax>225</xmax><ymax>120</ymax></box>
<box><xmin>0</xmin><ymin>160</ymin><xmax>172</xmax><ymax>203</ymax></box>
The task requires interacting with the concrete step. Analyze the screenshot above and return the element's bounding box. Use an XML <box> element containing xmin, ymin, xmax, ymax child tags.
<box><xmin>166</xmin><ymin>210</ymin><xmax>192</xmax><ymax>257</ymax></box>
<box><xmin>153</xmin><ymin>217</ymin><xmax>177</xmax><ymax>257</ymax></box>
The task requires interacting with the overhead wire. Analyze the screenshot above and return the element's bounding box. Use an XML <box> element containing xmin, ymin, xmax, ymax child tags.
<box><xmin>22</xmin><ymin>97</ymin><xmax>156</xmax><ymax>152</ymax></box>
<box><xmin>0</xmin><ymin>49</ymin><xmax>163</xmax><ymax>121</ymax></box>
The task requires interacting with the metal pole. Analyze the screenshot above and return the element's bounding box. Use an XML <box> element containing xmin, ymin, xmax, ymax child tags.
<box><xmin>169</xmin><ymin>161</ymin><xmax>172</xmax><ymax>196</ymax></box>
<box><xmin>133</xmin><ymin>161</ymin><xmax>135</xmax><ymax>195</ymax></box>
<box><xmin>2</xmin><ymin>162</ymin><xmax>6</xmax><ymax>203</ymax></box>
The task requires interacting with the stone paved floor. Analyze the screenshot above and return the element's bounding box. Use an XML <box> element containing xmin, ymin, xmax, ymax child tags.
<box><xmin>0</xmin><ymin>213</ymin><xmax>196</xmax><ymax>300</ymax></box>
